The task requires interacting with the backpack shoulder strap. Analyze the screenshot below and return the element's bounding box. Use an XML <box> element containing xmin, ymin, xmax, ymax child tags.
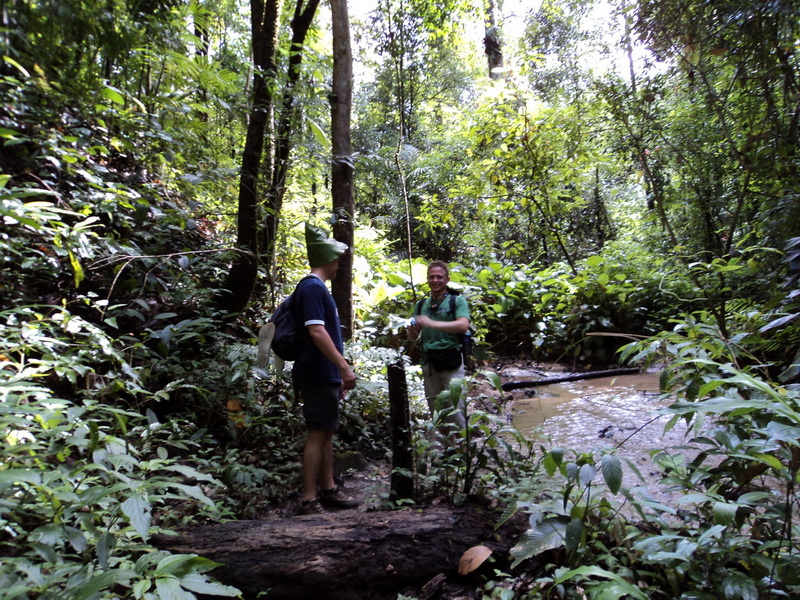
<box><xmin>414</xmin><ymin>298</ymin><xmax>425</xmax><ymax>316</ymax></box>
<box><xmin>291</xmin><ymin>274</ymin><xmax>317</xmax><ymax>300</ymax></box>
<box><xmin>448</xmin><ymin>294</ymin><xmax>456</xmax><ymax>317</ymax></box>
<box><xmin>288</xmin><ymin>275</ymin><xmax>318</xmax><ymax>322</ymax></box>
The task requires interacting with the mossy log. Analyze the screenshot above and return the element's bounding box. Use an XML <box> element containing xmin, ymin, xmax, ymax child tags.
<box><xmin>153</xmin><ymin>504</ymin><xmax>523</xmax><ymax>600</ymax></box>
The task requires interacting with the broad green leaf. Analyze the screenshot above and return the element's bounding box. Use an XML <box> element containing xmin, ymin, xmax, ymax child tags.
<box><xmin>542</xmin><ymin>452</ymin><xmax>558</xmax><ymax>477</ymax></box>
<box><xmin>765</xmin><ymin>421</ymin><xmax>800</xmax><ymax>443</ymax></box>
<box><xmin>0</xmin><ymin>127</ymin><xmax>21</xmax><ymax>139</ymax></box>
<box><xmin>565</xmin><ymin>517</ymin><xmax>583</xmax><ymax>551</ymax></box>
<box><xmin>601</xmin><ymin>454</ymin><xmax>623</xmax><ymax>494</ymax></box>
<box><xmin>179</xmin><ymin>572</ymin><xmax>241</xmax><ymax>596</ymax></box>
<box><xmin>552</xmin><ymin>566</ymin><xmax>649</xmax><ymax>600</ymax></box>
<box><xmin>155</xmin><ymin>576</ymin><xmax>195</xmax><ymax>600</ymax></box>
<box><xmin>697</xmin><ymin>524</ymin><xmax>726</xmax><ymax>545</ymax></box>
<box><xmin>164</xmin><ymin>482</ymin><xmax>216</xmax><ymax>508</ymax></box>
<box><xmin>578</xmin><ymin>463</ymin><xmax>596</xmax><ymax>487</ymax></box>
<box><xmin>3</xmin><ymin>55</ymin><xmax>30</xmax><ymax>76</ymax></box>
<box><xmin>677</xmin><ymin>493</ymin><xmax>716</xmax><ymax>505</ymax></box>
<box><xmin>134</xmin><ymin>579</ymin><xmax>152</xmax><ymax>597</ymax></box>
<box><xmin>306</xmin><ymin>117</ymin><xmax>329</xmax><ymax>148</ymax></box>
<box><xmin>121</xmin><ymin>493</ymin><xmax>151</xmax><ymax>540</ymax></box>
<box><xmin>101</xmin><ymin>85</ymin><xmax>126</xmax><ymax>105</ymax></box>
<box><xmin>586</xmin><ymin>256</ymin><xmax>603</xmax><ymax>267</ymax></box>
<box><xmin>722</xmin><ymin>572</ymin><xmax>759</xmax><ymax>600</ymax></box>
<box><xmin>0</xmin><ymin>469</ymin><xmax>42</xmax><ymax>485</ymax></box>
<box><xmin>752</xmin><ymin>453</ymin><xmax>783</xmax><ymax>471</ymax></box>
<box><xmin>70</xmin><ymin>569</ymin><xmax>138</xmax><ymax>600</ymax></box>
<box><xmin>593</xmin><ymin>579</ymin><xmax>649</xmax><ymax>600</ymax></box>
<box><xmin>510</xmin><ymin>518</ymin><xmax>567</xmax><ymax>567</ymax></box>
<box><xmin>97</xmin><ymin>531</ymin><xmax>115</xmax><ymax>570</ymax></box>
<box><xmin>155</xmin><ymin>554</ymin><xmax>216</xmax><ymax>577</ymax></box>
<box><xmin>549</xmin><ymin>448</ymin><xmax>564</xmax><ymax>466</ymax></box>
<box><xmin>712</xmin><ymin>501</ymin><xmax>738</xmax><ymax>525</ymax></box>
<box><xmin>68</xmin><ymin>249</ymin><xmax>85</xmax><ymax>287</ymax></box>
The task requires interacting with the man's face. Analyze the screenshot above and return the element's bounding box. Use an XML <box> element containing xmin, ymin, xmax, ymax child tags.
<box><xmin>323</xmin><ymin>258</ymin><xmax>341</xmax><ymax>281</ymax></box>
<box><xmin>427</xmin><ymin>266</ymin><xmax>449</xmax><ymax>295</ymax></box>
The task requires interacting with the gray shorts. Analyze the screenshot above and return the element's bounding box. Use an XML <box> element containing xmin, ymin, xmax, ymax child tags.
<box><xmin>296</xmin><ymin>381</ymin><xmax>341</xmax><ymax>431</ymax></box>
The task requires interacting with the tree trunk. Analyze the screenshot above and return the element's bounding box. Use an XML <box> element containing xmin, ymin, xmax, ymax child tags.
<box><xmin>501</xmin><ymin>367</ymin><xmax>640</xmax><ymax>391</ymax></box>
<box><xmin>259</xmin><ymin>0</ymin><xmax>321</xmax><ymax>273</ymax></box>
<box><xmin>329</xmin><ymin>0</ymin><xmax>355</xmax><ymax>339</ymax></box>
<box><xmin>215</xmin><ymin>0</ymin><xmax>283</xmax><ymax>316</ymax></box>
<box><xmin>387</xmin><ymin>361</ymin><xmax>414</xmax><ymax>500</ymax></box>
<box><xmin>483</xmin><ymin>0</ymin><xmax>503</xmax><ymax>78</ymax></box>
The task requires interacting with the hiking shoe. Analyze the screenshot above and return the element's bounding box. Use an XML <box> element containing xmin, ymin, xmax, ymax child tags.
<box><xmin>297</xmin><ymin>497</ymin><xmax>325</xmax><ymax>515</ymax></box>
<box><xmin>319</xmin><ymin>486</ymin><xmax>359</xmax><ymax>509</ymax></box>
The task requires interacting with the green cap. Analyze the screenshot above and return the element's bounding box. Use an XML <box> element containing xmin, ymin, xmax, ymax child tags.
<box><xmin>305</xmin><ymin>223</ymin><xmax>348</xmax><ymax>267</ymax></box>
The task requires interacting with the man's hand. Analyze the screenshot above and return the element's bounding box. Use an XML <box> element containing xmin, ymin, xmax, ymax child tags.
<box><xmin>308</xmin><ymin>323</ymin><xmax>357</xmax><ymax>391</ymax></box>
<box><xmin>410</xmin><ymin>315</ymin><xmax>470</xmax><ymax>335</ymax></box>
<box><xmin>340</xmin><ymin>364</ymin><xmax>356</xmax><ymax>392</ymax></box>
<box><xmin>413</xmin><ymin>315</ymin><xmax>434</xmax><ymax>328</ymax></box>
<box><xmin>406</xmin><ymin>320</ymin><xmax>421</xmax><ymax>340</ymax></box>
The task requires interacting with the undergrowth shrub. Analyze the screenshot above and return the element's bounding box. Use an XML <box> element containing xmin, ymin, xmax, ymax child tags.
<box><xmin>484</xmin><ymin>295</ymin><xmax>800</xmax><ymax>599</ymax></box>
<box><xmin>468</xmin><ymin>254</ymin><xmax>694</xmax><ymax>364</ymax></box>
<box><xmin>0</xmin><ymin>306</ymin><xmax>240</xmax><ymax>599</ymax></box>
<box><xmin>410</xmin><ymin>371</ymin><xmax>538</xmax><ymax>505</ymax></box>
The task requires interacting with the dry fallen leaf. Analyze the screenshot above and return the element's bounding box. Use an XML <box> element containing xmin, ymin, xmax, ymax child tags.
<box><xmin>226</xmin><ymin>399</ymin><xmax>245</xmax><ymax>428</ymax></box>
<box><xmin>458</xmin><ymin>545</ymin><xmax>492</xmax><ymax>575</ymax></box>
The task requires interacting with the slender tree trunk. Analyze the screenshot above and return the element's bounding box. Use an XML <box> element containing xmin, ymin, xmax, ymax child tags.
<box><xmin>329</xmin><ymin>0</ymin><xmax>354</xmax><ymax>339</ymax></box>
<box><xmin>483</xmin><ymin>0</ymin><xmax>503</xmax><ymax>78</ymax></box>
<box><xmin>217</xmin><ymin>0</ymin><xmax>320</xmax><ymax>316</ymax></box>
<box><xmin>259</xmin><ymin>0</ymin><xmax>321</xmax><ymax>273</ymax></box>
<box><xmin>215</xmin><ymin>0</ymin><xmax>283</xmax><ymax>316</ymax></box>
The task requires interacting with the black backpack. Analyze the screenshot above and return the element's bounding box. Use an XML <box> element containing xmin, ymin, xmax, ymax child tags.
<box><xmin>268</xmin><ymin>275</ymin><xmax>314</xmax><ymax>361</ymax></box>
<box><xmin>414</xmin><ymin>291</ymin><xmax>474</xmax><ymax>357</ymax></box>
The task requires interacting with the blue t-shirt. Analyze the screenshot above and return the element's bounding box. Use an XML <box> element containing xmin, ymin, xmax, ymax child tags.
<box><xmin>291</xmin><ymin>275</ymin><xmax>344</xmax><ymax>384</ymax></box>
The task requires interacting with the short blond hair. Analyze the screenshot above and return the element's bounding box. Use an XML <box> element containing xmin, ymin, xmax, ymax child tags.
<box><xmin>427</xmin><ymin>260</ymin><xmax>449</xmax><ymax>276</ymax></box>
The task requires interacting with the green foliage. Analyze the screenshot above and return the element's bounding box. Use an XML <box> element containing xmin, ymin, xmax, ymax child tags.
<box><xmin>488</xmin><ymin>277</ymin><xmax>800</xmax><ymax>599</ymax></box>
<box><xmin>3</xmin><ymin>1</ymin><xmax>800</xmax><ymax>599</ymax></box>
<box><xmin>411</xmin><ymin>371</ymin><xmax>538</xmax><ymax>504</ymax></box>
<box><xmin>520</xmin><ymin>0</ymin><xmax>607</xmax><ymax>101</ymax></box>
<box><xmin>507</xmin><ymin>447</ymin><xmax>636</xmax><ymax>569</ymax></box>
<box><xmin>0</xmin><ymin>307</ymin><xmax>240</xmax><ymax>599</ymax></box>
<box><xmin>460</xmin><ymin>251</ymin><xmax>696</xmax><ymax>363</ymax></box>
<box><xmin>455</xmin><ymin>83</ymin><xmax>608</xmax><ymax>267</ymax></box>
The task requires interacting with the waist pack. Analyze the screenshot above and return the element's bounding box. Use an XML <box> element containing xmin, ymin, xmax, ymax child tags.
<box><xmin>428</xmin><ymin>347</ymin><xmax>463</xmax><ymax>372</ymax></box>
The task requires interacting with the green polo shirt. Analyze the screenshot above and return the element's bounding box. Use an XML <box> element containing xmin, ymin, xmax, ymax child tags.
<box><xmin>412</xmin><ymin>294</ymin><xmax>470</xmax><ymax>363</ymax></box>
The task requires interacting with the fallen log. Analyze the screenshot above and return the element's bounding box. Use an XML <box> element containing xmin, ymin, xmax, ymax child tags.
<box><xmin>501</xmin><ymin>367</ymin><xmax>640</xmax><ymax>391</ymax></box>
<box><xmin>153</xmin><ymin>504</ymin><xmax>524</xmax><ymax>600</ymax></box>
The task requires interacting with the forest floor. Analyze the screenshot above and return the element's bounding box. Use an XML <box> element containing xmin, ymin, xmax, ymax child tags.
<box><xmin>195</xmin><ymin>359</ymin><xmax>686</xmax><ymax>600</ymax></box>
<box><xmin>258</xmin><ymin>358</ymin><xmax>676</xmax><ymax>522</ymax></box>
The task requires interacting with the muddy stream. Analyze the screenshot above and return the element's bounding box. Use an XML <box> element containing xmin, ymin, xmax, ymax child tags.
<box><xmin>501</xmin><ymin>365</ymin><xmax>698</xmax><ymax>505</ymax></box>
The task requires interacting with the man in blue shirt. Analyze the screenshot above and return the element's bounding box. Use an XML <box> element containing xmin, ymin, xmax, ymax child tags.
<box><xmin>295</xmin><ymin>223</ymin><xmax>358</xmax><ymax>515</ymax></box>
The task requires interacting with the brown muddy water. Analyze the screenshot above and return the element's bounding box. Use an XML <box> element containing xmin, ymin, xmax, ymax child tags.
<box><xmin>501</xmin><ymin>365</ymin><xmax>701</xmax><ymax>505</ymax></box>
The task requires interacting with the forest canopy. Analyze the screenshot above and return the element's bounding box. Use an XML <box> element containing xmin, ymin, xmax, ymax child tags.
<box><xmin>1</xmin><ymin>0</ymin><xmax>799</xmax><ymax>598</ymax></box>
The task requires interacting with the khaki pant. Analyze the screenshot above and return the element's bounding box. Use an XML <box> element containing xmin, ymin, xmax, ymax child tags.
<box><xmin>422</xmin><ymin>361</ymin><xmax>467</xmax><ymax>431</ymax></box>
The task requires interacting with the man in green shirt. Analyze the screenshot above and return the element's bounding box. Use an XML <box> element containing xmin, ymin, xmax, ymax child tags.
<box><xmin>407</xmin><ymin>260</ymin><xmax>471</xmax><ymax>432</ymax></box>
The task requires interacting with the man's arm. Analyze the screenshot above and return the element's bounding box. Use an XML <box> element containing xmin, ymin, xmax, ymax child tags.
<box><xmin>307</xmin><ymin>324</ymin><xmax>356</xmax><ymax>390</ymax></box>
<box><xmin>411</xmin><ymin>315</ymin><xmax>470</xmax><ymax>335</ymax></box>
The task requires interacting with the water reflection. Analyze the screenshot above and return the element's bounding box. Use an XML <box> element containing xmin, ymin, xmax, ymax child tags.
<box><xmin>512</xmin><ymin>372</ymin><xmax>665</xmax><ymax>449</ymax></box>
<box><xmin>509</xmin><ymin>371</ymin><xmax>699</xmax><ymax>501</ymax></box>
